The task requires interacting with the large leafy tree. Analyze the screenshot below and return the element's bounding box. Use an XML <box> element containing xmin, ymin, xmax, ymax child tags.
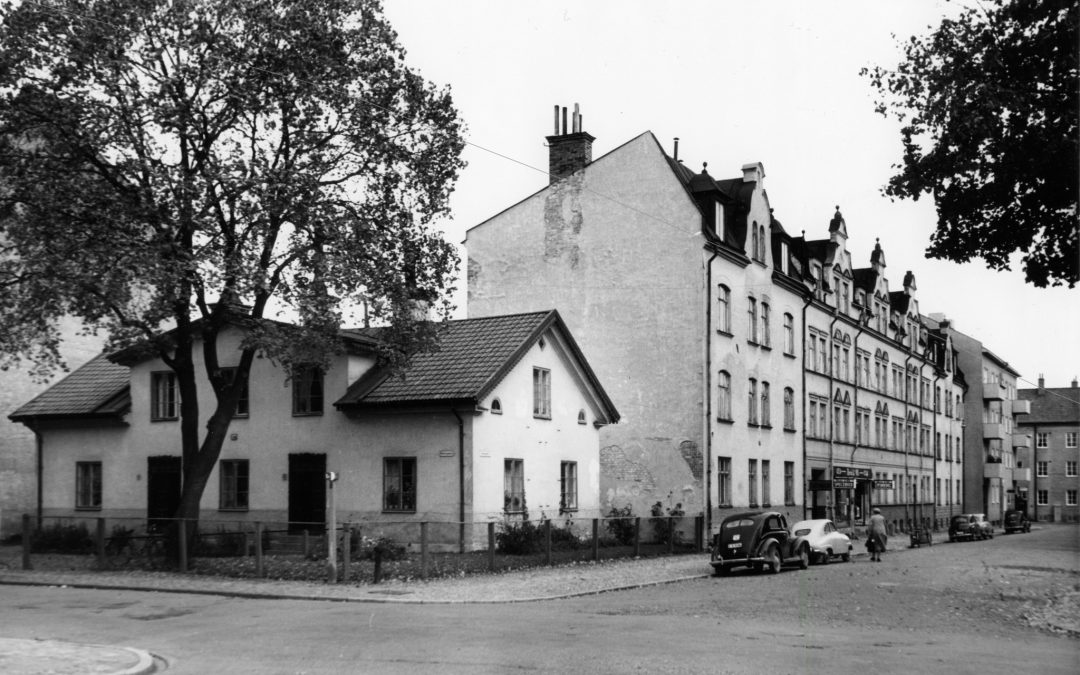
<box><xmin>0</xmin><ymin>0</ymin><xmax>465</xmax><ymax>533</ymax></box>
<box><xmin>863</xmin><ymin>0</ymin><xmax>1078</xmax><ymax>288</ymax></box>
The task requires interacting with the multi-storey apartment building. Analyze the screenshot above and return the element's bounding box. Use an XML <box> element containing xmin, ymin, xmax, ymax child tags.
<box><xmin>1017</xmin><ymin>377</ymin><xmax>1080</xmax><ymax>523</ymax></box>
<box><xmin>466</xmin><ymin>107</ymin><xmax>806</xmax><ymax>531</ymax></box>
<box><xmin>796</xmin><ymin>215</ymin><xmax>966</xmax><ymax>533</ymax></box>
<box><xmin>927</xmin><ymin>317</ymin><xmax>1026</xmax><ymax>524</ymax></box>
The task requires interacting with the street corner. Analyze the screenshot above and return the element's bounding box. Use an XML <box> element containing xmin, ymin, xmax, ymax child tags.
<box><xmin>0</xmin><ymin>637</ymin><xmax>156</xmax><ymax>675</ymax></box>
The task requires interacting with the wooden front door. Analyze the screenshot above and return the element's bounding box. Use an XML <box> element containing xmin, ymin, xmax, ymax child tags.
<box><xmin>147</xmin><ymin>456</ymin><xmax>182</xmax><ymax>529</ymax></box>
<box><xmin>288</xmin><ymin>453</ymin><xmax>326</xmax><ymax>533</ymax></box>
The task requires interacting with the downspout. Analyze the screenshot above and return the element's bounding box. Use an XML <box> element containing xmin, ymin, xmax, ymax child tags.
<box><xmin>704</xmin><ymin>250</ymin><xmax>719</xmax><ymax>538</ymax></box>
<box><xmin>932</xmin><ymin>372</ymin><xmax>941</xmax><ymax>526</ymax></box>
<box><xmin>35</xmin><ymin>428</ymin><xmax>43</xmax><ymax>527</ymax></box>
<box><xmin>903</xmin><ymin>354</ymin><xmax>914</xmax><ymax>528</ymax></box>
<box><xmin>1031</xmin><ymin>423</ymin><xmax>1039</xmax><ymax>521</ymax></box>
<box><xmin>452</xmin><ymin>409</ymin><xmax>466</xmax><ymax>554</ymax></box>
<box><xmin>827</xmin><ymin>311</ymin><xmax>838</xmax><ymax>521</ymax></box>
<box><xmin>850</xmin><ymin>322</ymin><xmax>866</xmax><ymax>525</ymax></box>
<box><xmin>800</xmin><ymin>294</ymin><xmax>813</xmax><ymax>520</ymax></box>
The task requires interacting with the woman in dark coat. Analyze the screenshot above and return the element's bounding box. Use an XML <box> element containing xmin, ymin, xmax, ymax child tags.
<box><xmin>866</xmin><ymin>507</ymin><xmax>888</xmax><ymax>562</ymax></box>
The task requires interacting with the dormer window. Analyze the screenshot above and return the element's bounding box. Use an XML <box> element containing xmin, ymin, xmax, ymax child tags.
<box><xmin>577</xmin><ymin>409</ymin><xmax>587</xmax><ymax>425</ymax></box>
<box><xmin>490</xmin><ymin>398</ymin><xmax>502</xmax><ymax>415</ymax></box>
<box><xmin>714</xmin><ymin>202</ymin><xmax>725</xmax><ymax>240</ymax></box>
<box><xmin>779</xmin><ymin>242</ymin><xmax>789</xmax><ymax>274</ymax></box>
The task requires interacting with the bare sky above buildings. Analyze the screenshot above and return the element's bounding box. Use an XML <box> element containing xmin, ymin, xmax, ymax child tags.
<box><xmin>383</xmin><ymin>0</ymin><xmax>1079</xmax><ymax>388</ymax></box>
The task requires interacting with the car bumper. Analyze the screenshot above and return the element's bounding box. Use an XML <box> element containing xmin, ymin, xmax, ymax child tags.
<box><xmin>710</xmin><ymin>556</ymin><xmax>763</xmax><ymax>571</ymax></box>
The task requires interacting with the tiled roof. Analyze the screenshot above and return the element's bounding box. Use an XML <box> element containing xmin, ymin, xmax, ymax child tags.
<box><xmin>338</xmin><ymin>311</ymin><xmax>557</xmax><ymax>406</ymax></box>
<box><xmin>8</xmin><ymin>353</ymin><xmax>130</xmax><ymax>421</ymax></box>
<box><xmin>1017</xmin><ymin>387</ymin><xmax>1080</xmax><ymax>424</ymax></box>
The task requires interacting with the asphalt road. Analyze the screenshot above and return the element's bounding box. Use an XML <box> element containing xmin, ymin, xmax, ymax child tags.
<box><xmin>3</xmin><ymin>524</ymin><xmax>1077</xmax><ymax>674</ymax></box>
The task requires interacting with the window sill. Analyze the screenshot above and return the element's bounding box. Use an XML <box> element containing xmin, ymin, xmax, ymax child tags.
<box><xmin>533</xmin><ymin>414</ymin><xmax>552</xmax><ymax>421</ymax></box>
<box><xmin>150</xmin><ymin>417</ymin><xmax>178</xmax><ymax>423</ymax></box>
<box><xmin>559</xmin><ymin>508</ymin><xmax>579</xmax><ymax>515</ymax></box>
<box><xmin>763</xmin><ymin>503</ymin><xmax>772</xmax><ymax>508</ymax></box>
<box><xmin>716</xmin><ymin>417</ymin><xmax>734</xmax><ymax>425</ymax></box>
<box><xmin>785</xmin><ymin>502</ymin><xmax>796</xmax><ymax>507</ymax></box>
<box><xmin>784</xmin><ymin>427</ymin><xmax>796</xmax><ymax>433</ymax></box>
<box><xmin>760</xmin><ymin>344</ymin><xmax>772</xmax><ymax>352</ymax></box>
<box><xmin>716</xmin><ymin>330</ymin><xmax>734</xmax><ymax>338</ymax></box>
<box><xmin>748</xmin><ymin>503</ymin><xmax>760</xmax><ymax>509</ymax></box>
<box><xmin>760</xmin><ymin>424</ymin><xmax>773</xmax><ymax>430</ymax></box>
<box><xmin>292</xmin><ymin>412</ymin><xmax>324</xmax><ymax>417</ymax></box>
<box><xmin>718</xmin><ymin>504</ymin><xmax>733</xmax><ymax>509</ymax></box>
<box><xmin>232</xmin><ymin>414</ymin><xmax>250</xmax><ymax>420</ymax></box>
<box><xmin>382</xmin><ymin>510</ymin><xmax>417</xmax><ymax>515</ymax></box>
<box><xmin>75</xmin><ymin>506</ymin><xmax>102</xmax><ymax>511</ymax></box>
<box><xmin>784</xmin><ymin>352</ymin><xmax>796</xmax><ymax>359</ymax></box>
<box><xmin>218</xmin><ymin>507</ymin><xmax>249</xmax><ymax>512</ymax></box>
<box><xmin>747</xmin><ymin>422</ymin><xmax>760</xmax><ymax>428</ymax></box>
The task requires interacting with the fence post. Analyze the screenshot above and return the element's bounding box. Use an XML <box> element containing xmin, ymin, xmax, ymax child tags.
<box><xmin>544</xmin><ymin>519</ymin><xmax>552</xmax><ymax>566</ymax></box>
<box><xmin>667</xmin><ymin>516</ymin><xmax>675</xmax><ymax>554</ymax></box>
<box><xmin>420</xmin><ymin>522</ymin><xmax>429</xmax><ymax>581</ymax></box>
<box><xmin>592</xmin><ymin>518</ymin><xmax>599</xmax><ymax>561</ymax></box>
<box><xmin>487</xmin><ymin>522</ymin><xmax>496</xmax><ymax>572</ymax></box>
<box><xmin>96</xmin><ymin>518</ymin><xmax>106</xmax><ymax>568</ymax></box>
<box><xmin>254</xmin><ymin>522</ymin><xmax>264</xmax><ymax>579</ymax></box>
<box><xmin>21</xmin><ymin>513</ymin><xmax>32</xmax><ymax>570</ymax></box>
<box><xmin>341</xmin><ymin>523</ymin><xmax>351</xmax><ymax>584</ymax></box>
<box><xmin>633</xmin><ymin>517</ymin><xmax>641</xmax><ymax>557</ymax></box>
<box><xmin>178</xmin><ymin>519</ymin><xmax>188</xmax><ymax>573</ymax></box>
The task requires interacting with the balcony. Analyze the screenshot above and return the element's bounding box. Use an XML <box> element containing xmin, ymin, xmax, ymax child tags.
<box><xmin>1012</xmin><ymin>434</ymin><xmax>1031</xmax><ymax>448</ymax></box>
<box><xmin>983</xmin><ymin>381</ymin><xmax>1005</xmax><ymax>401</ymax></box>
<box><xmin>1013</xmin><ymin>468</ymin><xmax>1031</xmax><ymax>483</ymax></box>
<box><xmin>984</xmin><ymin>461</ymin><xmax>1010</xmax><ymax>480</ymax></box>
<box><xmin>1011</xmin><ymin>399</ymin><xmax>1031</xmax><ymax>416</ymax></box>
<box><xmin>983</xmin><ymin>422</ymin><xmax>1006</xmax><ymax>440</ymax></box>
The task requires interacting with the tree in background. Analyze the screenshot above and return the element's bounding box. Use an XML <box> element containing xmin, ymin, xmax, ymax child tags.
<box><xmin>863</xmin><ymin>0</ymin><xmax>1078</xmax><ymax>288</ymax></box>
<box><xmin>0</xmin><ymin>0</ymin><xmax>465</xmax><ymax>536</ymax></box>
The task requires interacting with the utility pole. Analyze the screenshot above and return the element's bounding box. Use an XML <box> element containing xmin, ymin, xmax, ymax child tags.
<box><xmin>326</xmin><ymin>471</ymin><xmax>339</xmax><ymax>583</ymax></box>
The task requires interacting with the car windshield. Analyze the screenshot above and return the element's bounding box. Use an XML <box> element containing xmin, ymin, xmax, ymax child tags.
<box><xmin>724</xmin><ymin>519</ymin><xmax>755</xmax><ymax>529</ymax></box>
<box><xmin>794</xmin><ymin>528</ymin><xmax>811</xmax><ymax>536</ymax></box>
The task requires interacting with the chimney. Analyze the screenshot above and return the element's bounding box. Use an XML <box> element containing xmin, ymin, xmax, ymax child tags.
<box><xmin>546</xmin><ymin>103</ymin><xmax>595</xmax><ymax>184</ymax></box>
<box><xmin>1072</xmin><ymin>376</ymin><xmax>1078</xmax><ymax>388</ymax></box>
<box><xmin>1038</xmin><ymin>373</ymin><xmax>1045</xmax><ymax>389</ymax></box>
<box><xmin>741</xmin><ymin>162</ymin><xmax>765</xmax><ymax>185</ymax></box>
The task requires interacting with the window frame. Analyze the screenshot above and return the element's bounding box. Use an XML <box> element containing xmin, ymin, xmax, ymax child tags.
<box><xmin>718</xmin><ymin>457</ymin><xmax>732</xmax><ymax>506</ymax></box>
<box><xmin>1036</xmin><ymin>489</ymin><xmax>1049</xmax><ymax>506</ymax></box>
<box><xmin>219</xmin><ymin>459</ymin><xmax>250</xmax><ymax>511</ymax></box>
<box><xmin>783</xmin><ymin>387</ymin><xmax>795</xmax><ymax>431</ymax></box>
<box><xmin>292</xmin><ymin>366</ymin><xmax>324</xmax><ymax>416</ymax></box>
<box><xmin>1066</xmin><ymin>432</ymin><xmax>1078</xmax><ymax>448</ymax></box>
<box><xmin>1067</xmin><ymin>490</ymin><xmax>1078</xmax><ymax>507</ymax></box>
<box><xmin>383</xmin><ymin>457</ymin><xmax>417</xmax><ymax>513</ymax></box>
<box><xmin>717</xmin><ymin>285</ymin><xmax>732</xmax><ymax>334</ymax></box>
<box><xmin>221</xmin><ymin>367</ymin><xmax>250</xmax><ymax>418</ymax></box>
<box><xmin>784</xmin><ymin>461</ymin><xmax>795</xmax><ymax>505</ymax></box>
<box><xmin>748</xmin><ymin>459</ymin><xmax>758</xmax><ymax>507</ymax></box>
<box><xmin>504</xmin><ymin>458</ymin><xmax>525</xmax><ymax>513</ymax></box>
<box><xmin>75</xmin><ymin>461</ymin><xmax>102</xmax><ymax>510</ymax></box>
<box><xmin>783</xmin><ymin>313</ymin><xmax>795</xmax><ymax>355</ymax></box>
<box><xmin>1036</xmin><ymin>460</ymin><xmax>1049</xmax><ymax>477</ymax></box>
<box><xmin>150</xmin><ymin>370</ymin><xmax>178</xmax><ymax>421</ymax></box>
<box><xmin>560</xmin><ymin>461</ymin><xmax>578</xmax><ymax>513</ymax></box>
<box><xmin>532</xmin><ymin>367</ymin><xmax>552</xmax><ymax>419</ymax></box>
<box><xmin>761</xmin><ymin>459</ymin><xmax>771</xmax><ymax>507</ymax></box>
<box><xmin>1036</xmin><ymin>432</ymin><xmax>1049</xmax><ymax>448</ymax></box>
<box><xmin>717</xmin><ymin>370</ymin><xmax>733</xmax><ymax>421</ymax></box>
<box><xmin>1066</xmin><ymin>461</ymin><xmax>1077</xmax><ymax>477</ymax></box>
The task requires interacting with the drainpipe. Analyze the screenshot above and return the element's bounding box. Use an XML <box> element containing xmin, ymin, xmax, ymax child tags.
<box><xmin>704</xmin><ymin>250</ymin><xmax>719</xmax><ymax>538</ymax></box>
<box><xmin>903</xmin><ymin>354</ymin><xmax>915</xmax><ymax>529</ymax></box>
<box><xmin>452</xmin><ymin>409</ymin><xmax>466</xmax><ymax>554</ymax></box>
<box><xmin>932</xmin><ymin>371</ymin><xmax>941</xmax><ymax>527</ymax></box>
<box><xmin>827</xmin><ymin>311</ymin><xmax>838</xmax><ymax>522</ymax></box>
<box><xmin>1031</xmin><ymin>423</ymin><xmax>1039</xmax><ymax>521</ymax></box>
<box><xmin>35</xmin><ymin>428</ymin><xmax>43</xmax><ymax>527</ymax></box>
<box><xmin>800</xmin><ymin>293</ymin><xmax>813</xmax><ymax>520</ymax></box>
<box><xmin>850</xmin><ymin>322</ymin><xmax>866</xmax><ymax>526</ymax></box>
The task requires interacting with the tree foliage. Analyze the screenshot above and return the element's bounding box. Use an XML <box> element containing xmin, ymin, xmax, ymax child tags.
<box><xmin>0</xmin><ymin>0</ymin><xmax>465</xmax><ymax>528</ymax></box>
<box><xmin>863</xmin><ymin>0</ymin><xmax>1078</xmax><ymax>288</ymax></box>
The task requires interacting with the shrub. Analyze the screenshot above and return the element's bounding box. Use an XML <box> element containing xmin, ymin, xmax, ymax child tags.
<box><xmin>496</xmin><ymin>509</ymin><xmax>542</xmax><ymax>555</ymax></box>
<box><xmin>650</xmin><ymin>501</ymin><xmax>685</xmax><ymax>545</ymax></box>
<box><xmin>604</xmin><ymin>504</ymin><xmax>636</xmax><ymax>546</ymax></box>
<box><xmin>32</xmin><ymin>522</ymin><xmax>92</xmax><ymax>553</ymax></box>
<box><xmin>193</xmin><ymin>527</ymin><xmax>247</xmax><ymax>558</ymax></box>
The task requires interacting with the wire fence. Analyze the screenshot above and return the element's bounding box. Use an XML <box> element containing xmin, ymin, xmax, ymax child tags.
<box><xmin>6</xmin><ymin>513</ymin><xmax>706</xmax><ymax>584</ymax></box>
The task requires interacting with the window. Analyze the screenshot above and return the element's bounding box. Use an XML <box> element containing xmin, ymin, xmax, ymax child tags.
<box><xmin>1067</xmin><ymin>432</ymin><xmax>1078</xmax><ymax>448</ymax></box>
<box><xmin>1037</xmin><ymin>489</ymin><xmax>1048</xmax><ymax>506</ymax></box>
<box><xmin>560</xmin><ymin>461</ymin><xmax>578</xmax><ymax>511</ymax></box>
<box><xmin>1066</xmin><ymin>461</ymin><xmax>1077</xmax><ymax>477</ymax></box>
<box><xmin>747</xmin><ymin>297</ymin><xmax>758</xmax><ymax>343</ymax></box>
<box><xmin>761</xmin><ymin>460</ymin><xmax>771</xmax><ymax>506</ymax></box>
<box><xmin>784</xmin><ymin>461</ymin><xmax>794</xmax><ymax>504</ymax></box>
<box><xmin>222</xmin><ymin>368</ymin><xmax>249</xmax><ymax>418</ymax></box>
<box><xmin>714</xmin><ymin>201</ymin><xmax>725</xmax><ymax>239</ymax></box>
<box><xmin>808</xmin><ymin>332</ymin><xmax>817</xmax><ymax>369</ymax></box>
<box><xmin>717</xmin><ymin>371</ymin><xmax>732</xmax><ymax>421</ymax></box>
<box><xmin>748</xmin><ymin>378</ymin><xmax>758</xmax><ymax>425</ymax></box>
<box><xmin>532</xmin><ymin>367</ymin><xmax>551</xmax><ymax>419</ymax></box>
<box><xmin>717</xmin><ymin>285</ymin><xmax>731</xmax><ymax>333</ymax></box>
<box><xmin>760</xmin><ymin>303</ymin><xmax>771</xmax><ymax>347</ymax></box>
<box><xmin>219</xmin><ymin>459</ymin><xmax>249</xmax><ymax>510</ymax></box>
<box><xmin>751</xmin><ymin>225</ymin><xmax>759</xmax><ymax>261</ymax></box>
<box><xmin>759</xmin><ymin>225</ymin><xmax>768</xmax><ymax>262</ymax></box>
<box><xmin>504</xmin><ymin>459</ymin><xmax>524</xmax><ymax>512</ymax></box>
<box><xmin>760</xmin><ymin>382</ymin><xmax>770</xmax><ymax>427</ymax></box>
<box><xmin>808</xmin><ymin>399</ymin><xmax>820</xmax><ymax>438</ymax></box>
<box><xmin>783</xmin><ymin>388</ymin><xmax>795</xmax><ymax>430</ymax></box>
<box><xmin>780</xmin><ymin>242</ymin><xmax>789</xmax><ymax>274</ymax></box>
<box><xmin>1036</xmin><ymin>461</ymin><xmax>1049</xmax><ymax>477</ymax></box>
<box><xmin>577</xmin><ymin>409</ymin><xmax>587</xmax><ymax>425</ymax></box>
<box><xmin>718</xmin><ymin>457</ymin><xmax>732</xmax><ymax>506</ymax></box>
<box><xmin>76</xmin><ymin>461</ymin><xmax>102</xmax><ymax>509</ymax></box>
<box><xmin>490</xmin><ymin>398</ymin><xmax>502</xmax><ymax>414</ymax></box>
<box><xmin>384</xmin><ymin>457</ymin><xmax>417</xmax><ymax>512</ymax></box>
<box><xmin>783</xmin><ymin>314</ymin><xmax>794</xmax><ymax>355</ymax></box>
<box><xmin>292</xmin><ymin>367</ymin><xmax>324</xmax><ymax>415</ymax></box>
<box><xmin>151</xmin><ymin>371</ymin><xmax>178</xmax><ymax>420</ymax></box>
<box><xmin>749</xmin><ymin>459</ymin><xmax>758</xmax><ymax>506</ymax></box>
<box><xmin>1036</xmin><ymin>432</ymin><xmax>1049</xmax><ymax>448</ymax></box>
<box><xmin>1068</xmin><ymin>490</ymin><xmax>1078</xmax><ymax>507</ymax></box>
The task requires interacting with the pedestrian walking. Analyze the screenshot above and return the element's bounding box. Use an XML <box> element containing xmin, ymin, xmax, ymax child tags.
<box><xmin>867</xmin><ymin>507</ymin><xmax>888</xmax><ymax>562</ymax></box>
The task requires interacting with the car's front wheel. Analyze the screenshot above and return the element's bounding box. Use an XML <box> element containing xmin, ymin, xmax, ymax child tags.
<box><xmin>798</xmin><ymin>546</ymin><xmax>809</xmax><ymax>570</ymax></box>
<box><xmin>841</xmin><ymin>549</ymin><xmax>851</xmax><ymax>562</ymax></box>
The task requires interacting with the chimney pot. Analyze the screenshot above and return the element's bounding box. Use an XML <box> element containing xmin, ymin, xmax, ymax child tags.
<box><xmin>546</xmin><ymin>103</ymin><xmax>595</xmax><ymax>184</ymax></box>
<box><xmin>1038</xmin><ymin>373</ymin><xmax>1045</xmax><ymax>389</ymax></box>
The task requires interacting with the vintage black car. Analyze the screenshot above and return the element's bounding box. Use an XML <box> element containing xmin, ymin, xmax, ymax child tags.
<box><xmin>710</xmin><ymin>511</ymin><xmax>810</xmax><ymax>576</ymax></box>
<box><xmin>1003</xmin><ymin>510</ymin><xmax>1031</xmax><ymax>534</ymax></box>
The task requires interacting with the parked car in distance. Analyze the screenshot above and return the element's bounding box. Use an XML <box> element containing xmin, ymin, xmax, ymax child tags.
<box><xmin>710</xmin><ymin>511</ymin><xmax>810</xmax><ymax>576</ymax></box>
<box><xmin>790</xmin><ymin>519</ymin><xmax>852</xmax><ymax>564</ymax></box>
<box><xmin>1003</xmin><ymin>510</ymin><xmax>1031</xmax><ymax>534</ymax></box>
<box><xmin>949</xmin><ymin>513</ymin><xmax>994</xmax><ymax>542</ymax></box>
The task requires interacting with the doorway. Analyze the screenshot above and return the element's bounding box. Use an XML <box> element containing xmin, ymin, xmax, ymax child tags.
<box><xmin>288</xmin><ymin>453</ymin><xmax>326</xmax><ymax>533</ymax></box>
<box><xmin>147</xmin><ymin>456</ymin><xmax>182</xmax><ymax>530</ymax></box>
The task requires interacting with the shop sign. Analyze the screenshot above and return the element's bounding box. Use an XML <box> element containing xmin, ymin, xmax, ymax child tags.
<box><xmin>873</xmin><ymin>479</ymin><xmax>894</xmax><ymax>489</ymax></box>
<box><xmin>833</xmin><ymin>478</ymin><xmax>856</xmax><ymax>489</ymax></box>
<box><xmin>833</xmin><ymin>466</ymin><xmax>872</xmax><ymax>480</ymax></box>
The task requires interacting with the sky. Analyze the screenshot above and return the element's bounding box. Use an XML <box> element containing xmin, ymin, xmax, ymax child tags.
<box><xmin>382</xmin><ymin>0</ymin><xmax>1079</xmax><ymax>390</ymax></box>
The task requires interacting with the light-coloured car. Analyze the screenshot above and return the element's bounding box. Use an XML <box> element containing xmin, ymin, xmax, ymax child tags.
<box><xmin>790</xmin><ymin>519</ymin><xmax>852</xmax><ymax>564</ymax></box>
